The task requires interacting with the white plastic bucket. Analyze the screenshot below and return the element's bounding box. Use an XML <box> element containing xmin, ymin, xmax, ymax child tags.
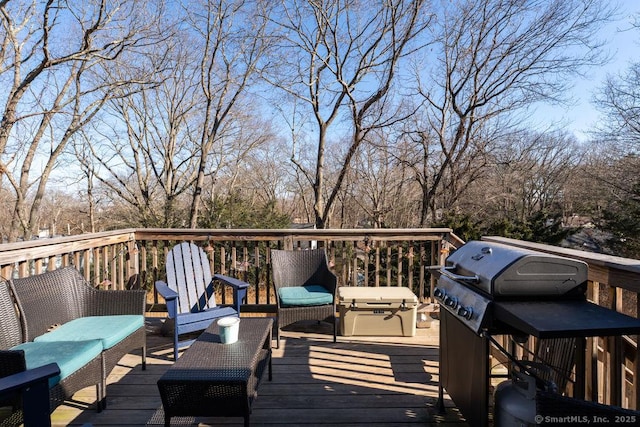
<box><xmin>217</xmin><ymin>317</ymin><xmax>240</xmax><ymax>344</ymax></box>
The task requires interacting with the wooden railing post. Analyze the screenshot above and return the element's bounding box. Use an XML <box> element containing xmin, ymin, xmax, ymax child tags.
<box><xmin>612</xmin><ymin>287</ymin><xmax>623</xmax><ymax>406</ymax></box>
<box><xmin>636</xmin><ymin>296</ymin><xmax>640</xmax><ymax>410</ymax></box>
<box><xmin>284</xmin><ymin>235</ymin><xmax>294</xmax><ymax>250</ymax></box>
<box><xmin>588</xmin><ymin>280</ymin><xmax>600</xmax><ymax>402</ymax></box>
<box><xmin>126</xmin><ymin>236</ymin><xmax>139</xmax><ymax>289</ymax></box>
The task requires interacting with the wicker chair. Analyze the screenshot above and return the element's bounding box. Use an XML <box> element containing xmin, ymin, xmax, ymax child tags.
<box><xmin>155</xmin><ymin>242</ymin><xmax>249</xmax><ymax>360</ymax></box>
<box><xmin>9</xmin><ymin>267</ymin><xmax>147</xmax><ymax>409</ymax></box>
<box><xmin>0</xmin><ymin>280</ymin><xmax>103</xmax><ymax>422</ymax></box>
<box><xmin>271</xmin><ymin>249</ymin><xmax>337</xmax><ymax>347</ymax></box>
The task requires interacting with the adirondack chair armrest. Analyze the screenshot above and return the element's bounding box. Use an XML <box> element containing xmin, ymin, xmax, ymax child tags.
<box><xmin>155</xmin><ymin>280</ymin><xmax>179</xmax><ymax>318</ymax></box>
<box><xmin>0</xmin><ymin>362</ymin><xmax>60</xmax><ymax>427</ymax></box>
<box><xmin>155</xmin><ymin>280</ymin><xmax>178</xmax><ymax>299</ymax></box>
<box><xmin>213</xmin><ymin>274</ymin><xmax>249</xmax><ymax>313</ymax></box>
<box><xmin>0</xmin><ymin>362</ymin><xmax>60</xmax><ymax>394</ymax></box>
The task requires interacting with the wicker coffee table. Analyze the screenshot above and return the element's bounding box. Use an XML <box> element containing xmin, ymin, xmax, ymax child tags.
<box><xmin>157</xmin><ymin>317</ymin><xmax>273</xmax><ymax>427</ymax></box>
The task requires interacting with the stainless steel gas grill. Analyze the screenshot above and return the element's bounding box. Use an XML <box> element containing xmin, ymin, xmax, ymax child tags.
<box><xmin>434</xmin><ymin>240</ymin><xmax>640</xmax><ymax>427</ymax></box>
<box><xmin>434</xmin><ymin>241</ymin><xmax>588</xmax><ymax>334</ymax></box>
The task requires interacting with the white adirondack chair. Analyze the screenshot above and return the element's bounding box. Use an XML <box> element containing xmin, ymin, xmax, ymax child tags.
<box><xmin>155</xmin><ymin>242</ymin><xmax>249</xmax><ymax>359</ymax></box>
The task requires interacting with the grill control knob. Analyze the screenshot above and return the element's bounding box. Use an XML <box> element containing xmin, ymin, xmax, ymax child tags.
<box><xmin>457</xmin><ymin>305</ymin><xmax>473</xmax><ymax>320</ymax></box>
<box><xmin>434</xmin><ymin>287</ymin><xmax>445</xmax><ymax>301</ymax></box>
<box><xmin>444</xmin><ymin>295</ymin><xmax>459</xmax><ymax>310</ymax></box>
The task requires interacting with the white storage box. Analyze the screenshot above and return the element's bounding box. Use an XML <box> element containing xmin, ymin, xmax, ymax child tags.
<box><xmin>338</xmin><ymin>286</ymin><xmax>418</xmax><ymax>337</ymax></box>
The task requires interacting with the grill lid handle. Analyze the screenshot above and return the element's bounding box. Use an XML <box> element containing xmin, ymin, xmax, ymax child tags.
<box><xmin>440</xmin><ymin>265</ymin><xmax>479</xmax><ymax>284</ymax></box>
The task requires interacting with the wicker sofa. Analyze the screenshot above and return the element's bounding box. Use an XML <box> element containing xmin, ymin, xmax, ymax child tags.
<box><xmin>2</xmin><ymin>267</ymin><xmax>146</xmax><ymax>416</ymax></box>
<box><xmin>0</xmin><ymin>278</ymin><xmax>104</xmax><ymax>425</ymax></box>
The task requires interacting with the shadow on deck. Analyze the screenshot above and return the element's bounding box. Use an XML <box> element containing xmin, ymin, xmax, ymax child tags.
<box><xmin>50</xmin><ymin>316</ymin><xmax>469</xmax><ymax>426</ymax></box>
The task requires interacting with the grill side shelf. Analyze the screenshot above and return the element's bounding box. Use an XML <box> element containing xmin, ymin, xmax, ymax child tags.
<box><xmin>493</xmin><ymin>300</ymin><xmax>640</xmax><ymax>338</ymax></box>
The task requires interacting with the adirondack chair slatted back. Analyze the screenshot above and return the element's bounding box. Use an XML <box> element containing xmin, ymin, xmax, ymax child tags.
<box><xmin>157</xmin><ymin>242</ymin><xmax>248</xmax><ymax>359</ymax></box>
<box><xmin>166</xmin><ymin>242</ymin><xmax>216</xmax><ymax>314</ymax></box>
<box><xmin>535</xmin><ymin>337</ymin><xmax>576</xmax><ymax>393</ymax></box>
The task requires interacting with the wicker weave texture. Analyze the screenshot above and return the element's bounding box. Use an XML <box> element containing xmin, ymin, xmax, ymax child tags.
<box><xmin>157</xmin><ymin>318</ymin><xmax>273</xmax><ymax>426</ymax></box>
<box><xmin>0</xmin><ymin>279</ymin><xmax>103</xmax><ymax>419</ymax></box>
<box><xmin>270</xmin><ymin>249</ymin><xmax>337</xmax><ymax>344</ymax></box>
<box><xmin>10</xmin><ymin>267</ymin><xmax>145</xmax><ymax>341</ymax></box>
<box><xmin>0</xmin><ymin>282</ymin><xmax>23</xmax><ymax>350</ymax></box>
<box><xmin>8</xmin><ymin>267</ymin><xmax>147</xmax><ymax>409</ymax></box>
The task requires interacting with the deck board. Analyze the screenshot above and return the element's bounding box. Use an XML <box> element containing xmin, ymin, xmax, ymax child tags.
<box><xmin>50</xmin><ymin>317</ymin><xmax>468</xmax><ymax>426</ymax></box>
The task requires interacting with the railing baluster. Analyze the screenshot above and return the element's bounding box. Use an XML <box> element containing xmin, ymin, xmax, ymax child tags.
<box><xmin>419</xmin><ymin>243</ymin><xmax>426</xmax><ymax>302</ymax></box>
<box><xmin>152</xmin><ymin>240</ymin><xmax>159</xmax><ymax>304</ymax></box>
<box><xmin>375</xmin><ymin>244</ymin><xmax>380</xmax><ymax>287</ymax></box>
<box><xmin>397</xmin><ymin>244</ymin><xmax>403</xmax><ymax>288</ymax></box>
<box><xmin>253</xmin><ymin>242</ymin><xmax>258</xmax><ymax>304</ymax></box>
<box><xmin>408</xmin><ymin>243</ymin><xmax>413</xmax><ymax>290</ymax></box>
<box><xmin>364</xmin><ymin>241</ymin><xmax>370</xmax><ymax>288</ymax></box>
<box><xmin>220</xmin><ymin>246</ymin><xmax>226</xmax><ymax>276</ymax></box>
<box><xmin>386</xmin><ymin>244</ymin><xmax>391</xmax><ymax>287</ymax></box>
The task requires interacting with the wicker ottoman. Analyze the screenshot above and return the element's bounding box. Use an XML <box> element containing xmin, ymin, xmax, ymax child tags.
<box><xmin>157</xmin><ymin>317</ymin><xmax>273</xmax><ymax>427</ymax></box>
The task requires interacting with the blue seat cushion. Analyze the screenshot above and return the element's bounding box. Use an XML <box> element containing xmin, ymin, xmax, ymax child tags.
<box><xmin>11</xmin><ymin>340</ymin><xmax>103</xmax><ymax>387</ymax></box>
<box><xmin>34</xmin><ymin>315</ymin><xmax>144</xmax><ymax>349</ymax></box>
<box><xmin>278</xmin><ymin>285</ymin><xmax>333</xmax><ymax>307</ymax></box>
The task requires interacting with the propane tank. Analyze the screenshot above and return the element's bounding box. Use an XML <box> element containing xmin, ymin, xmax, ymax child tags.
<box><xmin>494</xmin><ymin>370</ymin><xmax>538</xmax><ymax>427</ymax></box>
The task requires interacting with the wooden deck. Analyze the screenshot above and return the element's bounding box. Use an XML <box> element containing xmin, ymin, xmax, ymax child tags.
<box><xmin>50</xmin><ymin>316</ymin><xmax>469</xmax><ymax>426</ymax></box>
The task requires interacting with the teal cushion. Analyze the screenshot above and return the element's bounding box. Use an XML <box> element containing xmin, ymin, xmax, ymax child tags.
<box><xmin>11</xmin><ymin>340</ymin><xmax>102</xmax><ymax>387</ymax></box>
<box><xmin>278</xmin><ymin>285</ymin><xmax>333</xmax><ymax>307</ymax></box>
<box><xmin>34</xmin><ymin>315</ymin><xmax>144</xmax><ymax>349</ymax></box>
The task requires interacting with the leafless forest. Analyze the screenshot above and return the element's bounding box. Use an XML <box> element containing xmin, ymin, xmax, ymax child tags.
<box><xmin>1</xmin><ymin>0</ymin><xmax>638</xmax><ymax>255</ymax></box>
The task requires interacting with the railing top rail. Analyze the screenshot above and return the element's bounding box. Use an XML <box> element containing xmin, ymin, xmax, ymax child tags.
<box><xmin>0</xmin><ymin>229</ymin><xmax>137</xmax><ymax>251</ymax></box>
<box><xmin>0</xmin><ymin>228</ymin><xmax>451</xmax><ymax>266</ymax></box>
<box><xmin>0</xmin><ymin>230</ymin><xmax>137</xmax><ymax>264</ymax></box>
<box><xmin>134</xmin><ymin>227</ymin><xmax>453</xmax><ymax>242</ymax></box>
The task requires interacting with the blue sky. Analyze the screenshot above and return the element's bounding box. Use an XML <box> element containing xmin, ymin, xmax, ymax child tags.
<box><xmin>532</xmin><ymin>0</ymin><xmax>639</xmax><ymax>142</ymax></box>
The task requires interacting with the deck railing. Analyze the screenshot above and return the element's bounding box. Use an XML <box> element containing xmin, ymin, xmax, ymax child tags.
<box><xmin>0</xmin><ymin>229</ymin><xmax>638</xmax><ymax>411</ymax></box>
<box><xmin>0</xmin><ymin>228</ymin><xmax>458</xmax><ymax>306</ymax></box>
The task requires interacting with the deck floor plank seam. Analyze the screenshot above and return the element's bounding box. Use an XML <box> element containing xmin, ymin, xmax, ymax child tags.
<box><xmin>49</xmin><ymin>317</ymin><xmax>468</xmax><ymax>426</ymax></box>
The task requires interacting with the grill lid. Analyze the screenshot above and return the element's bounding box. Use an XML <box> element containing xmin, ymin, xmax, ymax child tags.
<box><xmin>442</xmin><ymin>240</ymin><xmax>588</xmax><ymax>297</ymax></box>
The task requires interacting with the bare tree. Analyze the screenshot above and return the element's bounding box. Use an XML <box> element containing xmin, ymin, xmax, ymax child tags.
<box><xmin>412</xmin><ymin>0</ymin><xmax>614</xmax><ymax>226</ymax></box>
<box><xmin>479</xmin><ymin>130</ymin><xmax>583</xmax><ymax>223</ymax></box>
<box><xmin>185</xmin><ymin>0</ymin><xmax>272</xmax><ymax>228</ymax></box>
<box><xmin>594</xmin><ymin>65</ymin><xmax>640</xmax><ymax>148</ymax></box>
<box><xmin>342</xmin><ymin>130</ymin><xmax>415</xmax><ymax>228</ymax></box>
<box><xmin>75</xmin><ymin>40</ymin><xmax>200</xmax><ymax>228</ymax></box>
<box><xmin>199</xmin><ymin>107</ymin><xmax>279</xmax><ymax>227</ymax></box>
<box><xmin>0</xmin><ymin>0</ymin><xmax>165</xmax><ymax>241</ymax></box>
<box><xmin>593</xmin><ymin>11</ymin><xmax>640</xmax><ymax>148</ymax></box>
<box><xmin>401</xmin><ymin>114</ymin><xmax>497</xmax><ymax>225</ymax></box>
<box><xmin>267</xmin><ymin>0</ymin><xmax>431</xmax><ymax>228</ymax></box>
<box><xmin>72</xmin><ymin>0</ymin><xmax>273</xmax><ymax>229</ymax></box>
